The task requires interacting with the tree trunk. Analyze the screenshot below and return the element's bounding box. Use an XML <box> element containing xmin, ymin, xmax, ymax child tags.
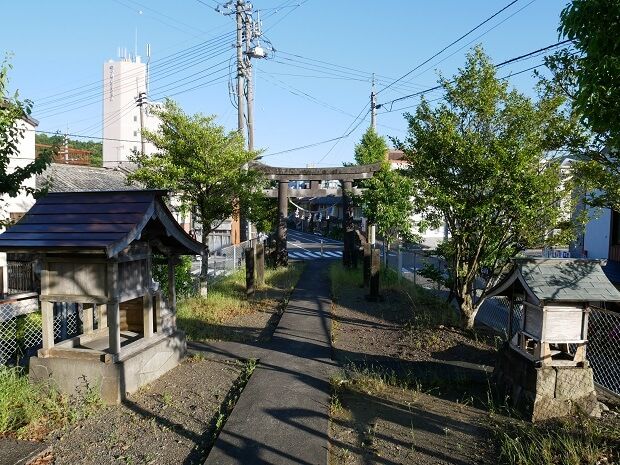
<box><xmin>459</xmin><ymin>290</ymin><xmax>478</xmax><ymax>329</ymax></box>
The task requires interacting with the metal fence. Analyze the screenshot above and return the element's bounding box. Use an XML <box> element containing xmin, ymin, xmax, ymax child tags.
<box><xmin>0</xmin><ymin>294</ymin><xmax>83</xmax><ymax>366</ymax></box>
<box><xmin>206</xmin><ymin>238</ymin><xmax>258</xmax><ymax>282</ymax></box>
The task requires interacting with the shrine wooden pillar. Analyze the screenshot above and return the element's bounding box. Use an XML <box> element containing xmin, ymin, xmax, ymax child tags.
<box><xmin>342</xmin><ymin>180</ymin><xmax>354</xmax><ymax>268</ymax></box>
<box><xmin>276</xmin><ymin>180</ymin><xmax>289</xmax><ymax>267</ymax></box>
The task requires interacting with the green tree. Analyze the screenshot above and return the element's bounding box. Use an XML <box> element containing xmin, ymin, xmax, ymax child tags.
<box><xmin>354</xmin><ymin>128</ymin><xmax>415</xmax><ymax>260</ymax></box>
<box><xmin>354</xmin><ymin>127</ymin><xmax>387</xmax><ymax>165</ymax></box>
<box><xmin>397</xmin><ymin>47</ymin><xmax>578</xmax><ymax>328</ymax></box>
<box><xmin>127</xmin><ymin>99</ymin><xmax>263</xmax><ymax>291</ymax></box>
<box><xmin>0</xmin><ymin>56</ymin><xmax>53</xmax><ymax>225</ymax></box>
<box><xmin>548</xmin><ymin>0</ymin><xmax>620</xmax><ymax>209</ymax></box>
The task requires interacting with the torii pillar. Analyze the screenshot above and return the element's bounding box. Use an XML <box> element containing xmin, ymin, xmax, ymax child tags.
<box><xmin>342</xmin><ymin>180</ymin><xmax>354</xmax><ymax>268</ymax></box>
<box><xmin>276</xmin><ymin>180</ymin><xmax>288</xmax><ymax>267</ymax></box>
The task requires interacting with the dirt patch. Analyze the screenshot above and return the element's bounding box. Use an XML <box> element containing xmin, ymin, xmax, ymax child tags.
<box><xmin>332</xmin><ymin>286</ymin><xmax>497</xmax><ymax>368</ymax></box>
<box><xmin>330</xmin><ymin>379</ymin><xmax>493</xmax><ymax>465</ymax></box>
<box><xmin>45</xmin><ymin>358</ymin><xmax>246</xmax><ymax>465</ymax></box>
<box><xmin>329</xmin><ymin>265</ymin><xmax>498</xmax><ymax>464</ymax></box>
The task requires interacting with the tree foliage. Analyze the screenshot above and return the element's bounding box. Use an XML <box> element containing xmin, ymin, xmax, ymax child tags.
<box><xmin>397</xmin><ymin>47</ymin><xmax>579</xmax><ymax>328</ymax></box>
<box><xmin>354</xmin><ymin>127</ymin><xmax>387</xmax><ymax>165</ymax></box>
<box><xmin>127</xmin><ymin>99</ymin><xmax>263</xmax><ymax>281</ymax></box>
<box><xmin>548</xmin><ymin>0</ymin><xmax>620</xmax><ymax>209</ymax></box>
<box><xmin>0</xmin><ymin>56</ymin><xmax>52</xmax><ymax>224</ymax></box>
<box><xmin>354</xmin><ymin>128</ymin><xmax>414</xmax><ymax>251</ymax></box>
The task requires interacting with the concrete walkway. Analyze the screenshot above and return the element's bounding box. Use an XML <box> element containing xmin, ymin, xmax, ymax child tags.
<box><xmin>201</xmin><ymin>260</ymin><xmax>338</xmax><ymax>465</ymax></box>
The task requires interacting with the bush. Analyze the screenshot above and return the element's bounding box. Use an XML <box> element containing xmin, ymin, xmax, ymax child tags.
<box><xmin>152</xmin><ymin>255</ymin><xmax>196</xmax><ymax>299</ymax></box>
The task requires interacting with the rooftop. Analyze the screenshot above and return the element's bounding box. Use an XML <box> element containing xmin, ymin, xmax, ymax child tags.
<box><xmin>488</xmin><ymin>258</ymin><xmax>620</xmax><ymax>303</ymax></box>
<box><xmin>0</xmin><ymin>190</ymin><xmax>203</xmax><ymax>257</ymax></box>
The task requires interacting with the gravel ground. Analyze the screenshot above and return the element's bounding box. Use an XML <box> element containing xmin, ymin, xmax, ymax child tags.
<box><xmin>44</xmin><ymin>358</ymin><xmax>244</xmax><ymax>465</ymax></box>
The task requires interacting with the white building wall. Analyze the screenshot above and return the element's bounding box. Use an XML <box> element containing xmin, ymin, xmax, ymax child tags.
<box><xmin>583</xmin><ymin>207</ymin><xmax>611</xmax><ymax>260</ymax></box>
<box><xmin>102</xmin><ymin>57</ymin><xmax>159</xmax><ymax>167</ymax></box>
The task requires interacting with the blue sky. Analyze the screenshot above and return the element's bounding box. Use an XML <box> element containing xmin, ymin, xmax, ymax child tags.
<box><xmin>1</xmin><ymin>0</ymin><xmax>569</xmax><ymax>167</ymax></box>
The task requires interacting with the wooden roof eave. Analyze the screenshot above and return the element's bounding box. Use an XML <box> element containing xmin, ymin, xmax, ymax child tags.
<box><xmin>153</xmin><ymin>202</ymin><xmax>204</xmax><ymax>256</ymax></box>
<box><xmin>485</xmin><ymin>268</ymin><xmax>541</xmax><ymax>306</ymax></box>
<box><xmin>106</xmin><ymin>201</ymin><xmax>157</xmax><ymax>258</ymax></box>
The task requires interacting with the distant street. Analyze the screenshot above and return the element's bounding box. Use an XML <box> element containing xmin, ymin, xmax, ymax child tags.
<box><xmin>287</xmin><ymin>229</ymin><xmax>343</xmax><ymax>260</ymax></box>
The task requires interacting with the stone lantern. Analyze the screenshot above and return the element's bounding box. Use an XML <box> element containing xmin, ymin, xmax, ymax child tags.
<box><xmin>488</xmin><ymin>258</ymin><xmax>620</xmax><ymax>421</ymax></box>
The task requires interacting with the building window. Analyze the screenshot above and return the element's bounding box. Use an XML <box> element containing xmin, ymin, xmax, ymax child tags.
<box><xmin>133</xmin><ymin>131</ymin><xmax>138</xmax><ymax>137</ymax></box>
<box><xmin>133</xmin><ymin>115</ymin><xmax>137</xmax><ymax>122</ymax></box>
<box><xmin>133</xmin><ymin>145</ymin><xmax>138</xmax><ymax>151</ymax></box>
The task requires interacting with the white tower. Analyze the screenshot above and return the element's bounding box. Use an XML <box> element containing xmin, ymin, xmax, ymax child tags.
<box><xmin>102</xmin><ymin>51</ymin><xmax>159</xmax><ymax>168</ymax></box>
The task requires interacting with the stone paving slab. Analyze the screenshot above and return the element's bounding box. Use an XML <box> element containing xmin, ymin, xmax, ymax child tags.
<box><xmin>0</xmin><ymin>439</ymin><xmax>49</xmax><ymax>465</ymax></box>
<box><xmin>204</xmin><ymin>260</ymin><xmax>338</xmax><ymax>465</ymax></box>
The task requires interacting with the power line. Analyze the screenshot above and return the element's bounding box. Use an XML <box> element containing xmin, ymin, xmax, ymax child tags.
<box><xmin>33</xmin><ymin>31</ymin><xmax>234</xmax><ymax>107</ymax></box>
<box><xmin>377</xmin><ymin>40</ymin><xmax>572</xmax><ymax>111</ymax></box>
<box><xmin>377</xmin><ymin>0</ymin><xmax>521</xmax><ymax>96</ymax></box>
<box><xmin>315</xmin><ymin>105</ymin><xmax>370</xmax><ymax>165</ymax></box>
<box><xmin>400</xmin><ymin>0</ymin><xmax>538</xmax><ymax>86</ymax></box>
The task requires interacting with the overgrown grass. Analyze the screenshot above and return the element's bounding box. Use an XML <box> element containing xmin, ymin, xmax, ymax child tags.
<box><xmin>491</xmin><ymin>414</ymin><xmax>620</xmax><ymax>465</ymax></box>
<box><xmin>0</xmin><ymin>366</ymin><xmax>102</xmax><ymax>439</ymax></box>
<box><xmin>177</xmin><ymin>263</ymin><xmax>304</xmax><ymax>341</ymax></box>
<box><xmin>329</xmin><ymin>262</ymin><xmax>457</xmax><ymax>328</ymax></box>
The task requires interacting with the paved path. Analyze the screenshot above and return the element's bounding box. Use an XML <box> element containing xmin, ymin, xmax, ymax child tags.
<box><xmin>287</xmin><ymin>230</ymin><xmax>343</xmax><ymax>261</ymax></box>
<box><xmin>201</xmin><ymin>260</ymin><xmax>337</xmax><ymax>465</ymax></box>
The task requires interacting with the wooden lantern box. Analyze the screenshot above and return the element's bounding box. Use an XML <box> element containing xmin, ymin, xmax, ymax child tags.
<box><xmin>488</xmin><ymin>258</ymin><xmax>620</xmax><ymax>421</ymax></box>
<box><xmin>514</xmin><ymin>302</ymin><xmax>589</xmax><ymax>366</ymax></box>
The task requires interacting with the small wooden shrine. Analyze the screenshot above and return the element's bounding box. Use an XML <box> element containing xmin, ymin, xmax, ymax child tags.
<box><xmin>488</xmin><ymin>258</ymin><xmax>620</xmax><ymax>421</ymax></box>
<box><xmin>0</xmin><ymin>190</ymin><xmax>204</xmax><ymax>404</ymax></box>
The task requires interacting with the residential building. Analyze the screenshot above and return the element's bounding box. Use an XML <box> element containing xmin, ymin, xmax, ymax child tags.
<box><xmin>387</xmin><ymin>150</ymin><xmax>449</xmax><ymax>249</ymax></box>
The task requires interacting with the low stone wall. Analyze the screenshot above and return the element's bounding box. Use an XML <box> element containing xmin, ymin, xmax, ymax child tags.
<box><xmin>29</xmin><ymin>331</ymin><xmax>186</xmax><ymax>404</ymax></box>
<box><xmin>494</xmin><ymin>345</ymin><xmax>600</xmax><ymax>421</ymax></box>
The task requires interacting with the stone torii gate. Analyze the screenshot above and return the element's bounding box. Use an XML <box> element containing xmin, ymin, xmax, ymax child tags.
<box><xmin>256</xmin><ymin>162</ymin><xmax>382</xmax><ymax>267</ymax></box>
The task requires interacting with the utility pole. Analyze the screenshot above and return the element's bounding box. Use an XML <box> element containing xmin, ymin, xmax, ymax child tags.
<box><xmin>370</xmin><ymin>73</ymin><xmax>377</xmax><ymax>131</ymax></box>
<box><xmin>236</xmin><ymin>0</ymin><xmax>245</xmax><ymax>135</ymax></box>
<box><xmin>245</xmin><ymin>16</ymin><xmax>254</xmax><ymax>151</ymax></box>
<box><xmin>137</xmin><ymin>91</ymin><xmax>147</xmax><ymax>155</ymax></box>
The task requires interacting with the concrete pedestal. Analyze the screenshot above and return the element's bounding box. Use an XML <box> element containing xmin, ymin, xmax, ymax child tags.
<box><xmin>29</xmin><ymin>331</ymin><xmax>186</xmax><ymax>405</ymax></box>
<box><xmin>494</xmin><ymin>345</ymin><xmax>600</xmax><ymax>421</ymax></box>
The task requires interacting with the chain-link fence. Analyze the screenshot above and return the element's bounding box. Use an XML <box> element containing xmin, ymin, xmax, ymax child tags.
<box><xmin>0</xmin><ymin>293</ymin><xmax>40</xmax><ymax>365</ymax></box>
<box><xmin>0</xmin><ymin>294</ymin><xmax>84</xmax><ymax>366</ymax></box>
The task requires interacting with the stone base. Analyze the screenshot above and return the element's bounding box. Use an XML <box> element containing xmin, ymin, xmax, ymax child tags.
<box><xmin>494</xmin><ymin>344</ymin><xmax>600</xmax><ymax>422</ymax></box>
<box><xmin>29</xmin><ymin>331</ymin><xmax>186</xmax><ymax>405</ymax></box>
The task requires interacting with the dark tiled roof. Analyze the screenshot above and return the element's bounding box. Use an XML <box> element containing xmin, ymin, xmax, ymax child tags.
<box><xmin>37</xmin><ymin>163</ymin><xmax>139</xmax><ymax>192</ymax></box>
<box><xmin>0</xmin><ymin>190</ymin><xmax>203</xmax><ymax>257</ymax></box>
<box><xmin>489</xmin><ymin>258</ymin><xmax>620</xmax><ymax>303</ymax></box>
